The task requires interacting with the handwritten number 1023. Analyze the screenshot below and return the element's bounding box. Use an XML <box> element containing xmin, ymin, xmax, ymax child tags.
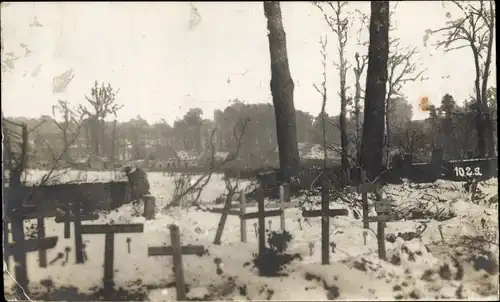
<box><xmin>453</xmin><ymin>166</ymin><xmax>482</xmax><ymax>177</ymax></box>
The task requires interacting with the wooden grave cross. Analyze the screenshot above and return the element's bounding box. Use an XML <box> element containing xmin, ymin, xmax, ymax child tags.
<box><xmin>211</xmin><ymin>184</ymin><xmax>288</xmax><ymax>245</ymax></box>
<box><xmin>302</xmin><ymin>180</ymin><xmax>348</xmax><ymax>265</ymax></box>
<box><xmin>349</xmin><ymin>170</ymin><xmax>381</xmax><ymax>230</ymax></box>
<box><xmin>5</xmin><ymin>225</ymin><xmax>59</xmax><ymax>294</ymax></box>
<box><xmin>81</xmin><ymin>223</ymin><xmax>144</xmax><ymax>293</ymax></box>
<box><xmin>54</xmin><ymin>197</ymin><xmax>99</xmax><ymax>264</ymax></box>
<box><xmin>5</xmin><ymin>205</ymin><xmax>59</xmax><ymax>269</ymax></box>
<box><xmin>363</xmin><ymin>191</ymin><xmax>398</xmax><ymax>260</ymax></box>
<box><xmin>147</xmin><ymin>224</ymin><xmax>205</xmax><ymax>301</ymax></box>
<box><xmin>55</xmin><ymin>200</ymin><xmax>99</xmax><ymax>239</ymax></box>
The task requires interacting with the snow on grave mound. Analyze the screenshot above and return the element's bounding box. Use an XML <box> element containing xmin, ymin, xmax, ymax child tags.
<box><xmin>299</xmin><ymin>261</ymin><xmax>396</xmax><ymax>300</ymax></box>
<box><xmin>387</xmin><ymin>238</ymin><xmax>441</xmax><ymax>271</ymax></box>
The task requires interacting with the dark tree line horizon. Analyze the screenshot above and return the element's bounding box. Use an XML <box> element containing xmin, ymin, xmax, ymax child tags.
<box><xmin>4</xmin><ymin>88</ymin><xmax>496</xmax><ymax>168</ymax></box>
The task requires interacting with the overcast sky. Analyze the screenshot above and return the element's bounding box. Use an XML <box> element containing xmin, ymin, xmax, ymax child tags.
<box><xmin>1</xmin><ymin>2</ymin><xmax>496</xmax><ymax>124</ymax></box>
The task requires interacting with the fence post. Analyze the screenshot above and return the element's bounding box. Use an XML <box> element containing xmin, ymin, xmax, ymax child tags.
<box><xmin>321</xmin><ymin>179</ymin><xmax>330</xmax><ymax>265</ymax></box>
<box><xmin>279</xmin><ymin>184</ymin><xmax>286</xmax><ymax>231</ymax></box>
<box><xmin>361</xmin><ymin>170</ymin><xmax>369</xmax><ymax>229</ymax></box>
<box><xmin>430</xmin><ymin>149</ymin><xmax>444</xmax><ymax>177</ymax></box>
<box><xmin>240</xmin><ymin>190</ymin><xmax>247</xmax><ymax>243</ymax></box>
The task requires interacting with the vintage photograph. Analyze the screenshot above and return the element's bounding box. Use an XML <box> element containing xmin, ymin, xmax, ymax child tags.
<box><xmin>2</xmin><ymin>1</ymin><xmax>498</xmax><ymax>300</ymax></box>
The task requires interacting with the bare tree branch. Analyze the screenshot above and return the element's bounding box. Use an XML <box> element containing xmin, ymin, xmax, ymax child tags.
<box><xmin>166</xmin><ymin>118</ymin><xmax>250</xmax><ymax>209</ymax></box>
<box><xmin>427</xmin><ymin>0</ymin><xmax>495</xmax><ymax>156</ymax></box>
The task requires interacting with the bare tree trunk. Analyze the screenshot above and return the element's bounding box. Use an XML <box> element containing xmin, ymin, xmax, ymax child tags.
<box><xmin>353</xmin><ymin>53</ymin><xmax>366</xmax><ymax>164</ymax></box>
<box><xmin>264</xmin><ymin>1</ymin><xmax>300</xmax><ymax>182</ymax></box>
<box><xmin>338</xmin><ymin>35</ymin><xmax>349</xmax><ymax>175</ymax></box>
<box><xmin>472</xmin><ymin>49</ymin><xmax>487</xmax><ymax>158</ymax></box>
<box><xmin>480</xmin><ymin>1</ymin><xmax>495</xmax><ymax>157</ymax></box>
<box><xmin>361</xmin><ymin>1</ymin><xmax>389</xmax><ymax>179</ymax></box>
<box><xmin>89</xmin><ymin>116</ymin><xmax>100</xmax><ymax>156</ymax></box>
<box><xmin>385</xmin><ymin>99</ymin><xmax>390</xmax><ymax>163</ymax></box>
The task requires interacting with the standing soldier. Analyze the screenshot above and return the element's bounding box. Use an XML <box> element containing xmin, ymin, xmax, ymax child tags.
<box><xmin>123</xmin><ymin>166</ymin><xmax>150</xmax><ymax>201</ymax></box>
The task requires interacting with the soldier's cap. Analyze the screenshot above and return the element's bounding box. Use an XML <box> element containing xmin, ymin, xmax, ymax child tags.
<box><xmin>122</xmin><ymin>166</ymin><xmax>137</xmax><ymax>175</ymax></box>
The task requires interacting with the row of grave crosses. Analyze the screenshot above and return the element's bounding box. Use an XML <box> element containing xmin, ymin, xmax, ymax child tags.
<box><xmin>4</xmin><ymin>194</ymin><xmax>204</xmax><ymax>301</ymax></box>
<box><xmin>210</xmin><ymin>173</ymin><xmax>396</xmax><ymax>266</ymax></box>
<box><xmin>4</xmin><ymin>171</ymin><xmax>396</xmax><ymax>300</ymax></box>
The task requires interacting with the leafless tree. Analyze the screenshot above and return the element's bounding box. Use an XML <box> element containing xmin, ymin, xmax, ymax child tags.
<box><xmin>264</xmin><ymin>1</ymin><xmax>301</xmax><ymax>183</ymax></box>
<box><xmin>351</xmin><ymin>9</ymin><xmax>370</xmax><ymax>163</ymax></box>
<box><xmin>428</xmin><ymin>0</ymin><xmax>496</xmax><ymax>157</ymax></box>
<box><xmin>35</xmin><ymin>100</ymin><xmax>85</xmax><ymax>185</ymax></box>
<box><xmin>315</xmin><ymin>1</ymin><xmax>351</xmax><ymax>174</ymax></box>
<box><xmin>353</xmin><ymin>52</ymin><xmax>367</xmax><ymax>161</ymax></box>
<box><xmin>78</xmin><ymin>81</ymin><xmax>122</xmax><ymax>156</ymax></box>
<box><xmin>313</xmin><ymin>34</ymin><xmax>329</xmax><ymax>171</ymax></box>
<box><xmin>166</xmin><ymin>118</ymin><xmax>249</xmax><ymax>209</ymax></box>
<box><xmin>385</xmin><ymin>38</ymin><xmax>425</xmax><ymax>162</ymax></box>
<box><xmin>361</xmin><ymin>1</ymin><xmax>390</xmax><ymax>179</ymax></box>
<box><xmin>2</xmin><ymin>117</ymin><xmax>28</xmax><ymax>189</ymax></box>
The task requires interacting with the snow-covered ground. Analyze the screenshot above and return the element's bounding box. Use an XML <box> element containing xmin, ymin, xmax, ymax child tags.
<box><xmin>4</xmin><ymin>170</ymin><xmax>499</xmax><ymax>300</ymax></box>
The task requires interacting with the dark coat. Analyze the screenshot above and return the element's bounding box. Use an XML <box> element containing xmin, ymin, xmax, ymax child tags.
<box><xmin>126</xmin><ymin>168</ymin><xmax>150</xmax><ymax>200</ymax></box>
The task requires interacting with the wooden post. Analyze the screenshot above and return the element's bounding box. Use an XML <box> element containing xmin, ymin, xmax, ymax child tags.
<box><xmin>148</xmin><ymin>224</ymin><xmax>205</xmax><ymax>301</ymax></box>
<box><xmin>143</xmin><ymin>195</ymin><xmax>156</xmax><ymax>220</ymax></box>
<box><xmin>361</xmin><ymin>170</ymin><xmax>369</xmax><ymax>229</ymax></box>
<box><xmin>63</xmin><ymin>207</ymin><xmax>71</xmax><ymax>238</ymax></box>
<box><xmin>208</xmin><ymin>184</ymin><xmax>284</xmax><ymax>254</ymax></box>
<box><xmin>55</xmin><ymin>202</ymin><xmax>99</xmax><ymax>264</ymax></box>
<box><xmin>279</xmin><ymin>184</ymin><xmax>286</xmax><ymax>231</ymax></box>
<box><xmin>376</xmin><ymin>216</ymin><xmax>386</xmax><ymax>260</ymax></box>
<box><xmin>37</xmin><ymin>216</ymin><xmax>47</xmax><ymax>268</ymax></box>
<box><xmin>169</xmin><ymin>225</ymin><xmax>185</xmax><ymax>301</ymax></box>
<box><xmin>103</xmin><ymin>233</ymin><xmax>114</xmax><ymax>289</ymax></box>
<box><xmin>3</xmin><ymin>219</ymin><xmax>9</xmax><ymax>270</ymax></box>
<box><xmin>430</xmin><ymin>149</ymin><xmax>444</xmax><ymax>178</ymax></box>
<box><xmin>470</xmin><ymin>180</ymin><xmax>479</xmax><ymax>201</ymax></box>
<box><xmin>349</xmin><ymin>172</ymin><xmax>380</xmax><ymax>230</ymax></box>
<box><xmin>257</xmin><ymin>185</ymin><xmax>266</xmax><ymax>258</ymax></box>
<box><xmin>81</xmin><ymin>223</ymin><xmax>144</xmax><ymax>293</ymax></box>
<box><xmin>11</xmin><ymin>211</ymin><xmax>29</xmax><ymax>296</ymax></box>
<box><xmin>302</xmin><ymin>181</ymin><xmax>349</xmax><ymax>265</ymax></box>
<box><xmin>5</xmin><ymin>234</ymin><xmax>58</xmax><ymax>294</ymax></box>
<box><xmin>6</xmin><ymin>237</ymin><xmax>59</xmax><ymax>257</ymax></box>
<box><xmin>111</xmin><ymin>119</ymin><xmax>117</xmax><ymax>179</ymax></box>
<box><xmin>321</xmin><ymin>180</ymin><xmax>330</xmax><ymax>265</ymax></box>
<box><xmin>73</xmin><ymin>198</ymin><xmax>84</xmax><ymax>264</ymax></box>
<box><xmin>364</xmin><ymin>193</ymin><xmax>398</xmax><ymax>261</ymax></box>
<box><xmin>403</xmin><ymin>153</ymin><xmax>413</xmax><ymax>177</ymax></box>
<box><xmin>5</xmin><ymin>206</ymin><xmax>58</xmax><ymax>269</ymax></box>
<box><xmin>213</xmin><ymin>191</ymin><xmax>236</xmax><ymax>245</ymax></box>
<box><xmin>240</xmin><ymin>191</ymin><xmax>247</xmax><ymax>243</ymax></box>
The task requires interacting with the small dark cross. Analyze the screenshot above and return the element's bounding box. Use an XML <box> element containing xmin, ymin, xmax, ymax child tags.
<box><xmin>55</xmin><ymin>203</ymin><xmax>98</xmax><ymax>239</ymax></box>
<box><xmin>253</xmin><ymin>184</ymin><xmax>286</xmax><ymax>273</ymax></box>
<box><xmin>302</xmin><ymin>180</ymin><xmax>348</xmax><ymax>265</ymax></box>
<box><xmin>211</xmin><ymin>187</ymin><xmax>285</xmax><ymax>246</ymax></box>
<box><xmin>364</xmin><ymin>194</ymin><xmax>398</xmax><ymax>260</ymax></box>
<box><xmin>349</xmin><ymin>170</ymin><xmax>382</xmax><ymax>230</ymax></box>
<box><xmin>212</xmin><ymin>190</ymin><xmax>241</xmax><ymax>245</ymax></box>
<box><xmin>5</xmin><ymin>236</ymin><xmax>59</xmax><ymax>257</ymax></box>
<box><xmin>148</xmin><ymin>224</ymin><xmax>205</xmax><ymax>301</ymax></box>
<box><xmin>5</xmin><ymin>205</ymin><xmax>58</xmax><ymax>269</ymax></box>
<box><xmin>54</xmin><ymin>198</ymin><xmax>99</xmax><ymax>264</ymax></box>
<box><xmin>5</xmin><ymin>235</ymin><xmax>59</xmax><ymax>293</ymax></box>
<box><xmin>81</xmin><ymin>223</ymin><xmax>144</xmax><ymax>294</ymax></box>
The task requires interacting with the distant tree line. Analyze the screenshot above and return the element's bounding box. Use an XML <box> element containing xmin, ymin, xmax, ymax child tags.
<box><xmin>4</xmin><ymin>88</ymin><xmax>496</xmax><ymax>170</ymax></box>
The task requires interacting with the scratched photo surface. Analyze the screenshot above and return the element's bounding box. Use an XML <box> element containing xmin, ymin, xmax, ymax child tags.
<box><xmin>2</xmin><ymin>1</ymin><xmax>498</xmax><ymax>301</ymax></box>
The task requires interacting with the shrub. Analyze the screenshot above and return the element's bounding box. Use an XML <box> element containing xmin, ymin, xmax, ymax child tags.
<box><xmin>251</xmin><ymin>230</ymin><xmax>301</xmax><ymax>277</ymax></box>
